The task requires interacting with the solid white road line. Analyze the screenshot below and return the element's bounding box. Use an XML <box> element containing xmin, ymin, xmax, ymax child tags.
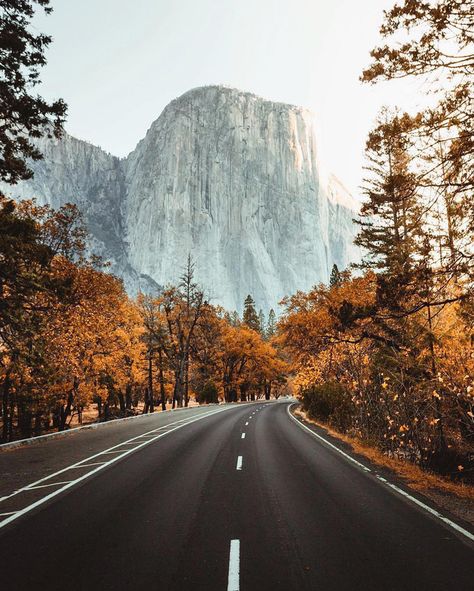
<box><xmin>0</xmin><ymin>406</ymin><xmax>236</xmax><ymax>530</ymax></box>
<box><xmin>0</xmin><ymin>511</ymin><xmax>17</xmax><ymax>517</ymax></box>
<box><xmin>241</xmin><ymin>433</ymin><xmax>246</xmax><ymax>439</ymax></box>
<box><xmin>286</xmin><ymin>404</ymin><xmax>370</xmax><ymax>472</ymax></box>
<box><xmin>287</xmin><ymin>403</ymin><xmax>474</xmax><ymax>544</ymax></box>
<box><xmin>236</xmin><ymin>456</ymin><xmax>243</xmax><ymax>471</ymax></box>
<box><xmin>227</xmin><ymin>539</ymin><xmax>240</xmax><ymax>591</ymax></box>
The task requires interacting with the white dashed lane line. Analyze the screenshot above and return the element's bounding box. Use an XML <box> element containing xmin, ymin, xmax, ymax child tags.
<box><xmin>227</xmin><ymin>539</ymin><xmax>240</xmax><ymax>591</ymax></box>
<box><xmin>236</xmin><ymin>456</ymin><xmax>243</xmax><ymax>471</ymax></box>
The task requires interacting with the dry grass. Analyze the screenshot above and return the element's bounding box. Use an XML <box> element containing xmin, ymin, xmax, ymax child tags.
<box><xmin>295</xmin><ymin>409</ymin><xmax>474</xmax><ymax>502</ymax></box>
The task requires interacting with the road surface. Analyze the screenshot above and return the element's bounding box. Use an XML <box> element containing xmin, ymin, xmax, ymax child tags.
<box><xmin>0</xmin><ymin>401</ymin><xmax>473</xmax><ymax>590</ymax></box>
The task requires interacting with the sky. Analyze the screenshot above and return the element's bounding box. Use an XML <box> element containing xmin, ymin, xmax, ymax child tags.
<box><xmin>34</xmin><ymin>0</ymin><xmax>423</xmax><ymax>198</ymax></box>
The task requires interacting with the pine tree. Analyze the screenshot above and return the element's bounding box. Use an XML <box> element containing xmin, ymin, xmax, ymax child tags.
<box><xmin>355</xmin><ymin>111</ymin><xmax>425</xmax><ymax>312</ymax></box>
<box><xmin>0</xmin><ymin>0</ymin><xmax>67</xmax><ymax>184</ymax></box>
<box><xmin>258</xmin><ymin>309</ymin><xmax>265</xmax><ymax>336</ymax></box>
<box><xmin>266</xmin><ymin>309</ymin><xmax>277</xmax><ymax>339</ymax></box>
<box><xmin>329</xmin><ymin>264</ymin><xmax>341</xmax><ymax>288</ymax></box>
<box><xmin>361</xmin><ymin>0</ymin><xmax>473</xmax><ymax>233</ymax></box>
<box><xmin>243</xmin><ymin>295</ymin><xmax>260</xmax><ymax>332</ymax></box>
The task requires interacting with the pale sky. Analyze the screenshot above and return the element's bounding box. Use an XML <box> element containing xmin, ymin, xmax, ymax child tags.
<box><xmin>34</xmin><ymin>0</ymin><xmax>423</xmax><ymax>198</ymax></box>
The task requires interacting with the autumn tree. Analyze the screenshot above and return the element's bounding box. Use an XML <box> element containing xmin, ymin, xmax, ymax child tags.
<box><xmin>0</xmin><ymin>198</ymin><xmax>86</xmax><ymax>439</ymax></box>
<box><xmin>163</xmin><ymin>257</ymin><xmax>205</xmax><ymax>407</ymax></box>
<box><xmin>138</xmin><ymin>293</ymin><xmax>170</xmax><ymax>412</ymax></box>
<box><xmin>362</xmin><ymin>0</ymin><xmax>473</xmax><ymax>257</ymax></box>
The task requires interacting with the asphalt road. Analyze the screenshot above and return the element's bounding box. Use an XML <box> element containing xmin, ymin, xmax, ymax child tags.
<box><xmin>1</xmin><ymin>400</ymin><xmax>473</xmax><ymax>590</ymax></box>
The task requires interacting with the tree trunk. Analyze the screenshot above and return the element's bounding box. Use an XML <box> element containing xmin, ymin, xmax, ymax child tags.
<box><xmin>103</xmin><ymin>400</ymin><xmax>110</xmax><ymax>421</ymax></box>
<box><xmin>427</xmin><ymin>303</ymin><xmax>446</xmax><ymax>455</ymax></box>
<box><xmin>148</xmin><ymin>355</ymin><xmax>154</xmax><ymax>413</ymax></box>
<box><xmin>59</xmin><ymin>389</ymin><xmax>74</xmax><ymax>431</ymax></box>
<box><xmin>125</xmin><ymin>384</ymin><xmax>133</xmax><ymax>411</ymax></box>
<box><xmin>184</xmin><ymin>353</ymin><xmax>189</xmax><ymax>408</ymax></box>
<box><xmin>158</xmin><ymin>350</ymin><xmax>166</xmax><ymax>411</ymax></box>
<box><xmin>117</xmin><ymin>391</ymin><xmax>126</xmax><ymax>415</ymax></box>
<box><xmin>17</xmin><ymin>397</ymin><xmax>33</xmax><ymax>438</ymax></box>
<box><xmin>2</xmin><ymin>370</ymin><xmax>11</xmax><ymax>442</ymax></box>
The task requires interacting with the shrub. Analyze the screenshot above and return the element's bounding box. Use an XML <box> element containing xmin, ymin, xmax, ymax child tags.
<box><xmin>198</xmin><ymin>380</ymin><xmax>219</xmax><ymax>404</ymax></box>
<box><xmin>301</xmin><ymin>382</ymin><xmax>353</xmax><ymax>432</ymax></box>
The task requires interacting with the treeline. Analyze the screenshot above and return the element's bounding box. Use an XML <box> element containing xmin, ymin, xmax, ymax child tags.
<box><xmin>0</xmin><ymin>198</ymin><xmax>287</xmax><ymax>442</ymax></box>
<box><xmin>279</xmin><ymin>0</ymin><xmax>473</xmax><ymax>477</ymax></box>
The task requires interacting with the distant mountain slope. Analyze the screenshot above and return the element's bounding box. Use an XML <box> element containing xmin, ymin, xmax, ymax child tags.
<box><xmin>2</xmin><ymin>85</ymin><xmax>360</xmax><ymax>311</ymax></box>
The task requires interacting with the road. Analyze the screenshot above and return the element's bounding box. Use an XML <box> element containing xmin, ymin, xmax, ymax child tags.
<box><xmin>0</xmin><ymin>401</ymin><xmax>473</xmax><ymax>590</ymax></box>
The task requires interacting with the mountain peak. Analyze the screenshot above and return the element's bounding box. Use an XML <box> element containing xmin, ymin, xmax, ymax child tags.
<box><xmin>3</xmin><ymin>87</ymin><xmax>361</xmax><ymax>311</ymax></box>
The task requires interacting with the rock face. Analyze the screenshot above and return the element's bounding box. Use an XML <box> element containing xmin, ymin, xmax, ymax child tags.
<box><xmin>3</xmin><ymin>86</ymin><xmax>360</xmax><ymax>312</ymax></box>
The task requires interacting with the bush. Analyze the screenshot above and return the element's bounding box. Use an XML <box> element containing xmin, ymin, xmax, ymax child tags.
<box><xmin>198</xmin><ymin>380</ymin><xmax>219</xmax><ymax>404</ymax></box>
<box><xmin>301</xmin><ymin>382</ymin><xmax>353</xmax><ymax>432</ymax></box>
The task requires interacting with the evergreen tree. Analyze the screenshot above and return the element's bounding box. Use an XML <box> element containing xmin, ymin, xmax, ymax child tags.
<box><xmin>329</xmin><ymin>264</ymin><xmax>341</xmax><ymax>288</ymax></box>
<box><xmin>0</xmin><ymin>0</ymin><xmax>67</xmax><ymax>184</ymax></box>
<box><xmin>243</xmin><ymin>295</ymin><xmax>260</xmax><ymax>332</ymax></box>
<box><xmin>361</xmin><ymin>0</ymin><xmax>473</xmax><ymax>232</ymax></box>
<box><xmin>266</xmin><ymin>309</ymin><xmax>277</xmax><ymax>339</ymax></box>
<box><xmin>355</xmin><ymin>110</ymin><xmax>425</xmax><ymax>312</ymax></box>
<box><xmin>258</xmin><ymin>309</ymin><xmax>265</xmax><ymax>336</ymax></box>
<box><xmin>230</xmin><ymin>310</ymin><xmax>240</xmax><ymax>327</ymax></box>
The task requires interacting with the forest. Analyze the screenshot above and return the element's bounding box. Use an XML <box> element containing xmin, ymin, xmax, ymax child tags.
<box><xmin>279</xmin><ymin>0</ymin><xmax>473</xmax><ymax>477</ymax></box>
<box><xmin>0</xmin><ymin>195</ymin><xmax>288</xmax><ymax>441</ymax></box>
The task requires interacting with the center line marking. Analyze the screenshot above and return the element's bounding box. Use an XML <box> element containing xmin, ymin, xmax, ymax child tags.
<box><xmin>241</xmin><ymin>433</ymin><xmax>246</xmax><ymax>439</ymax></box>
<box><xmin>236</xmin><ymin>456</ymin><xmax>243</xmax><ymax>470</ymax></box>
<box><xmin>227</xmin><ymin>539</ymin><xmax>240</xmax><ymax>591</ymax></box>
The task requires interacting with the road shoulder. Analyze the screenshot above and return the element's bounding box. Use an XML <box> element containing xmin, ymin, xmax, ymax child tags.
<box><xmin>289</xmin><ymin>404</ymin><xmax>474</xmax><ymax>535</ymax></box>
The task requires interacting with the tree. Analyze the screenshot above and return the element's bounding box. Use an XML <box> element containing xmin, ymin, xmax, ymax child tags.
<box><xmin>361</xmin><ymin>0</ymin><xmax>473</xmax><ymax>231</ymax></box>
<box><xmin>359</xmin><ymin>2</ymin><xmax>474</xmax><ymax>462</ymax></box>
<box><xmin>266</xmin><ymin>309</ymin><xmax>277</xmax><ymax>339</ymax></box>
<box><xmin>0</xmin><ymin>197</ymin><xmax>84</xmax><ymax>439</ymax></box>
<box><xmin>258</xmin><ymin>309</ymin><xmax>265</xmax><ymax>336</ymax></box>
<box><xmin>163</xmin><ymin>256</ymin><xmax>205</xmax><ymax>407</ymax></box>
<box><xmin>0</xmin><ymin>0</ymin><xmax>67</xmax><ymax>184</ymax></box>
<box><xmin>279</xmin><ymin>0</ymin><xmax>474</xmax><ymax>479</ymax></box>
<box><xmin>243</xmin><ymin>295</ymin><xmax>260</xmax><ymax>332</ymax></box>
<box><xmin>329</xmin><ymin>264</ymin><xmax>341</xmax><ymax>288</ymax></box>
<box><xmin>138</xmin><ymin>294</ymin><xmax>170</xmax><ymax>413</ymax></box>
<box><xmin>355</xmin><ymin>110</ymin><xmax>426</xmax><ymax>313</ymax></box>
